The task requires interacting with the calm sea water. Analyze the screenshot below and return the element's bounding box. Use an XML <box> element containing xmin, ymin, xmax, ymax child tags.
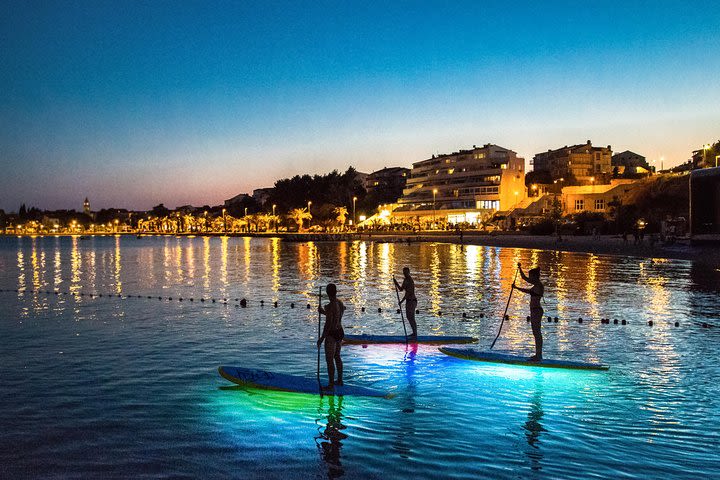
<box><xmin>1</xmin><ymin>235</ymin><xmax>719</xmax><ymax>479</ymax></box>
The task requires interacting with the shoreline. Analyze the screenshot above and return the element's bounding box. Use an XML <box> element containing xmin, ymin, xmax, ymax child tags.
<box><xmin>2</xmin><ymin>231</ymin><xmax>718</xmax><ymax>263</ymax></box>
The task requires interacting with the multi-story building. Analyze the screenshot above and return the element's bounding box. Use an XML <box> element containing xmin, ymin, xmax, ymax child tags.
<box><xmin>366</xmin><ymin>167</ymin><xmax>409</xmax><ymax>203</ymax></box>
<box><xmin>367</xmin><ymin>167</ymin><xmax>409</xmax><ymax>192</ymax></box>
<box><xmin>392</xmin><ymin>144</ymin><xmax>526</xmax><ymax>225</ymax></box>
<box><xmin>252</xmin><ymin>187</ymin><xmax>274</xmax><ymax>206</ymax></box>
<box><xmin>612</xmin><ymin>150</ymin><xmax>651</xmax><ymax>175</ymax></box>
<box><xmin>533</xmin><ymin>140</ymin><xmax>612</xmax><ymax>184</ymax></box>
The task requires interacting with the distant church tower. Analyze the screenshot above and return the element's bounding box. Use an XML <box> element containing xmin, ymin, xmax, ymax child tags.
<box><xmin>83</xmin><ymin>197</ymin><xmax>91</xmax><ymax>215</ymax></box>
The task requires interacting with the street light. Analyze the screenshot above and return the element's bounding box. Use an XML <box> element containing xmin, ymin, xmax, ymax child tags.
<box><xmin>432</xmin><ymin>189</ymin><xmax>438</xmax><ymax>226</ymax></box>
<box><xmin>352</xmin><ymin>196</ymin><xmax>357</xmax><ymax>228</ymax></box>
<box><xmin>272</xmin><ymin>204</ymin><xmax>277</xmax><ymax>232</ymax></box>
<box><xmin>703</xmin><ymin>144</ymin><xmax>711</xmax><ymax>166</ymax></box>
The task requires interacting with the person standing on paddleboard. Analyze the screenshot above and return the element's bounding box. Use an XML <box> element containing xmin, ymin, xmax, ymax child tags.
<box><xmin>394</xmin><ymin>267</ymin><xmax>418</xmax><ymax>338</ymax></box>
<box><xmin>513</xmin><ymin>263</ymin><xmax>544</xmax><ymax>361</ymax></box>
<box><xmin>317</xmin><ymin>283</ymin><xmax>346</xmax><ymax>390</ymax></box>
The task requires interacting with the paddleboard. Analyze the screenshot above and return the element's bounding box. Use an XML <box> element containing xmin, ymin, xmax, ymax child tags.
<box><xmin>218</xmin><ymin>366</ymin><xmax>393</xmax><ymax>398</ymax></box>
<box><xmin>439</xmin><ymin>347</ymin><xmax>609</xmax><ymax>371</ymax></box>
<box><xmin>344</xmin><ymin>334</ymin><xmax>477</xmax><ymax>345</ymax></box>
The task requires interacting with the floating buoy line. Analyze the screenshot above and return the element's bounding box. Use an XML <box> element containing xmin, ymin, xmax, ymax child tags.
<box><xmin>0</xmin><ymin>287</ymin><xmax>712</xmax><ymax>329</ymax></box>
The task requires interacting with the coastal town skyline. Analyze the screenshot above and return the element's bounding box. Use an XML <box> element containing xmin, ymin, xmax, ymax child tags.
<box><xmin>2</xmin><ymin>1</ymin><xmax>719</xmax><ymax>211</ymax></box>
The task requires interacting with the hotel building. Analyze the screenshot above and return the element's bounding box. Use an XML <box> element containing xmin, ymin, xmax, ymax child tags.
<box><xmin>533</xmin><ymin>140</ymin><xmax>612</xmax><ymax>184</ymax></box>
<box><xmin>392</xmin><ymin>144</ymin><xmax>526</xmax><ymax>225</ymax></box>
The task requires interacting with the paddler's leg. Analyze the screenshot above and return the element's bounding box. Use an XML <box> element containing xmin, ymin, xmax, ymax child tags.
<box><xmin>334</xmin><ymin>341</ymin><xmax>343</xmax><ymax>386</ymax></box>
<box><xmin>406</xmin><ymin>299</ymin><xmax>418</xmax><ymax>337</ymax></box>
<box><xmin>324</xmin><ymin>337</ymin><xmax>336</xmax><ymax>388</ymax></box>
<box><xmin>529</xmin><ymin>309</ymin><xmax>543</xmax><ymax>361</ymax></box>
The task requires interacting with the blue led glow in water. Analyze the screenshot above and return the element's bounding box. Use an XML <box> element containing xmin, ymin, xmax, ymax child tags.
<box><xmin>0</xmin><ymin>235</ymin><xmax>719</xmax><ymax>478</ymax></box>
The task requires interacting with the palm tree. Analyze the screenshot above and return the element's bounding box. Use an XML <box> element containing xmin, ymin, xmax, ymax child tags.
<box><xmin>334</xmin><ymin>206</ymin><xmax>348</xmax><ymax>231</ymax></box>
<box><xmin>289</xmin><ymin>208</ymin><xmax>312</xmax><ymax>231</ymax></box>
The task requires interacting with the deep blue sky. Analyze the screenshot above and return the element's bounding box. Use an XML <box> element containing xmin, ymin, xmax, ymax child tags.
<box><xmin>1</xmin><ymin>0</ymin><xmax>719</xmax><ymax>211</ymax></box>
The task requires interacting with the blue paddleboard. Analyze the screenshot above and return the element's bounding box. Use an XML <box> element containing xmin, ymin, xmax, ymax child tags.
<box><xmin>344</xmin><ymin>334</ymin><xmax>477</xmax><ymax>345</ymax></box>
<box><xmin>439</xmin><ymin>347</ymin><xmax>609</xmax><ymax>370</ymax></box>
<box><xmin>218</xmin><ymin>366</ymin><xmax>393</xmax><ymax>398</ymax></box>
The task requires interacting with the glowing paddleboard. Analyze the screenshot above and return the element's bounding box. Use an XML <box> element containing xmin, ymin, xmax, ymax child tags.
<box><xmin>344</xmin><ymin>334</ymin><xmax>477</xmax><ymax>345</ymax></box>
<box><xmin>218</xmin><ymin>366</ymin><xmax>393</xmax><ymax>398</ymax></box>
<box><xmin>439</xmin><ymin>348</ymin><xmax>609</xmax><ymax>370</ymax></box>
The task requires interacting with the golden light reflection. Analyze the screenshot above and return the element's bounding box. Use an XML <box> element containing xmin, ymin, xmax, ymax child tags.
<box><xmin>429</xmin><ymin>244</ymin><xmax>441</xmax><ymax>314</ymax></box>
<box><xmin>337</xmin><ymin>242</ymin><xmax>347</xmax><ymax>277</ymax></box>
<box><xmin>243</xmin><ymin>237</ymin><xmax>252</xmax><ymax>285</ymax></box>
<box><xmin>163</xmin><ymin>236</ymin><xmax>172</xmax><ymax>287</ymax></box>
<box><xmin>585</xmin><ymin>255</ymin><xmax>599</xmax><ymax>319</ymax></box>
<box><xmin>271</xmin><ymin>237</ymin><xmax>281</xmax><ymax>299</ymax></box>
<box><xmin>16</xmin><ymin>242</ymin><xmax>25</xmax><ymax>293</ymax></box>
<box><xmin>70</xmin><ymin>236</ymin><xmax>81</xmax><ymax>297</ymax></box>
<box><xmin>220</xmin><ymin>236</ymin><xmax>229</xmax><ymax>296</ymax></box>
<box><xmin>203</xmin><ymin>236</ymin><xmax>211</xmax><ymax>290</ymax></box>
<box><xmin>186</xmin><ymin>237</ymin><xmax>195</xmax><ymax>280</ymax></box>
<box><xmin>349</xmin><ymin>241</ymin><xmax>368</xmax><ymax>312</ymax></box>
<box><xmin>175</xmin><ymin>237</ymin><xmax>184</xmax><ymax>283</ymax></box>
<box><xmin>114</xmin><ymin>236</ymin><xmax>122</xmax><ymax>293</ymax></box>
<box><xmin>378</xmin><ymin>242</ymin><xmax>392</xmax><ymax>279</ymax></box>
<box><xmin>53</xmin><ymin>241</ymin><xmax>62</xmax><ymax>292</ymax></box>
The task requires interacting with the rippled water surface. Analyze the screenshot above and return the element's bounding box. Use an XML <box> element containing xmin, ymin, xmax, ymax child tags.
<box><xmin>1</xmin><ymin>235</ymin><xmax>719</xmax><ymax>479</ymax></box>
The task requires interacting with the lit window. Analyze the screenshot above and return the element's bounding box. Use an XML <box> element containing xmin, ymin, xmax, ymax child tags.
<box><xmin>575</xmin><ymin>199</ymin><xmax>584</xmax><ymax>211</ymax></box>
<box><xmin>501</xmin><ymin>164</ymin><xmax>507</xmax><ymax>169</ymax></box>
<box><xmin>595</xmin><ymin>199</ymin><xmax>605</xmax><ymax>210</ymax></box>
<box><xmin>448</xmin><ymin>168</ymin><xmax>454</xmax><ymax>174</ymax></box>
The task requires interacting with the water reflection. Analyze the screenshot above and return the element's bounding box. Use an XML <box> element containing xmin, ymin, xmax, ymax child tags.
<box><xmin>392</xmin><ymin>343</ymin><xmax>418</xmax><ymax>459</ymax></box>
<box><xmin>522</xmin><ymin>381</ymin><xmax>545</xmax><ymax>473</ymax></box>
<box><xmin>315</xmin><ymin>395</ymin><xmax>347</xmax><ymax>478</ymax></box>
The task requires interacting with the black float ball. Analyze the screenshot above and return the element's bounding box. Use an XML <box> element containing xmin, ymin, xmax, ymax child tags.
<box><xmin>648</xmin><ymin>320</ymin><xmax>653</xmax><ymax>326</ymax></box>
<box><xmin>614</xmin><ymin>319</ymin><xmax>618</xmax><ymax>324</ymax></box>
<box><xmin>190</xmin><ymin>298</ymin><xmax>194</xmax><ymax>302</ymax></box>
<box><xmin>179</xmin><ymin>298</ymin><xmax>183</xmax><ymax>301</ymax></box>
<box><xmin>260</xmin><ymin>300</ymin><xmax>264</xmax><ymax>306</ymax></box>
<box><xmin>554</xmin><ymin>318</ymin><xmax>558</xmax><ymax>323</ymax></box>
<box><xmin>274</xmin><ymin>301</ymin><xmax>278</xmax><ymax>308</ymax></box>
<box><xmin>462</xmin><ymin>312</ymin><xmax>467</xmax><ymax>318</ymax></box>
<box><xmin>397</xmin><ymin>309</ymin><xmax>401</xmax><ymax>314</ymax></box>
<box><xmin>201</xmin><ymin>298</ymin><xmax>205</xmax><ymax>302</ymax></box>
<box><xmin>361</xmin><ymin>307</ymin><xmax>365</xmax><ymax>312</ymax></box>
<box><xmin>291</xmin><ymin>303</ymin><xmax>295</xmax><ymax>309</ymax></box>
<box><xmin>479</xmin><ymin>313</ymin><xmax>484</xmax><ymax>318</ymax></box>
<box><xmin>621</xmin><ymin>319</ymin><xmax>627</xmax><ymax>325</ymax></box>
<box><xmin>438</xmin><ymin>311</ymin><xmax>443</xmax><ymax>316</ymax></box>
<box><xmin>674</xmin><ymin>322</ymin><xmax>679</xmax><ymax>327</ymax></box>
<box><xmin>504</xmin><ymin>314</ymin><xmax>509</xmax><ymax>321</ymax></box>
<box><xmin>212</xmin><ymin>299</ymin><xmax>216</xmax><ymax>303</ymax></box>
<box><xmin>378</xmin><ymin>307</ymin><xmax>382</xmax><ymax>313</ymax></box>
<box><xmin>416</xmin><ymin>309</ymin><xmax>420</xmax><ymax>314</ymax></box>
<box><xmin>547</xmin><ymin>317</ymin><xmax>552</xmax><ymax>323</ymax></box>
<box><xmin>307</xmin><ymin>303</ymin><xmax>311</xmax><ymax>309</ymax></box>
<box><xmin>578</xmin><ymin>318</ymin><xmax>583</xmax><ymax>324</ymax></box>
<box><xmin>240</xmin><ymin>299</ymin><xmax>247</xmax><ymax>308</ymax></box>
<box><xmin>168</xmin><ymin>297</ymin><xmax>172</xmax><ymax>301</ymax></box>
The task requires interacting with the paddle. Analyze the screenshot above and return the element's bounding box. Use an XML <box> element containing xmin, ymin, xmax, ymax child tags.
<box><xmin>490</xmin><ymin>267</ymin><xmax>519</xmax><ymax>350</ymax></box>
<box><xmin>393</xmin><ymin>275</ymin><xmax>408</xmax><ymax>344</ymax></box>
<box><xmin>317</xmin><ymin>286</ymin><xmax>323</xmax><ymax>396</ymax></box>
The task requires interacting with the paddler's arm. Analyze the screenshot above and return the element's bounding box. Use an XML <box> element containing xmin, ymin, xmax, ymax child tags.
<box><xmin>512</xmin><ymin>283</ymin><xmax>532</xmax><ymax>295</ymax></box>
<box><xmin>517</xmin><ymin>263</ymin><xmax>530</xmax><ymax>283</ymax></box>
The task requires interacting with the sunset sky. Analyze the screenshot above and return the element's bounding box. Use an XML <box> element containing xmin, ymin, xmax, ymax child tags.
<box><xmin>1</xmin><ymin>0</ymin><xmax>719</xmax><ymax>211</ymax></box>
